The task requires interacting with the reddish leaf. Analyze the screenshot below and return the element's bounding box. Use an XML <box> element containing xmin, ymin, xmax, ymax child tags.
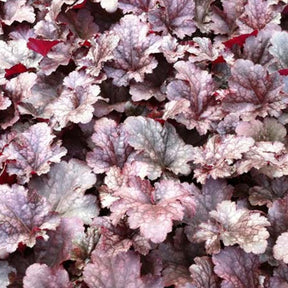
<box><xmin>0</xmin><ymin>167</ymin><xmax>16</xmax><ymax>185</ymax></box>
<box><xmin>223</xmin><ymin>30</ymin><xmax>258</xmax><ymax>49</ymax></box>
<box><xmin>4</xmin><ymin>63</ymin><xmax>28</xmax><ymax>79</ymax></box>
<box><xmin>279</xmin><ymin>69</ymin><xmax>288</xmax><ymax>75</ymax></box>
<box><xmin>27</xmin><ymin>38</ymin><xmax>60</xmax><ymax>57</ymax></box>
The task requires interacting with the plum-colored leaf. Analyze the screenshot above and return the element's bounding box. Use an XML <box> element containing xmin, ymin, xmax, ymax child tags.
<box><xmin>223</xmin><ymin>59</ymin><xmax>286</xmax><ymax>119</ymax></box>
<box><xmin>77</xmin><ymin>32</ymin><xmax>120</xmax><ymax>77</ymax></box>
<box><xmin>0</xmin><ymin>261</ymin><xmax>15</xmax><ymax>287</ymax></box>
<box><xmin>148</xmin><ymin>0</ymin><xmax>196</xmax><ymax>39</ymax></box>
<box><xmin>212</xmin><ymin>246</ymin><xmax>261</xmax><ymax>288</ymax></box>
<box><xmin>27</xmin><ymin>38</ymin><xmax>60</xmax><ymax>57</ymax></box>
<box><xmin>191</xmin><ymin>135</ymin><xmax>254</xmax><ymax>184</ymax></box>
<box><xmin>34</xmin><ymin>217</ymin><xmax>85</xmax><ymax>267</ymax></box>
<box><xmin>195</xmin><ymin>200</ymin><xmax>270</xmax><ymax>254</ymax></box>
<box><xmin>155</xmin><ymin>228</ymin><xmax>200</xmax><ymax>287</ymax></box>
<box><xmin>108</xmin><ymin>177</ymin><xmax>194</xmax><ymax>243</ymax></box>
<box><xmin>83</xmin><ymin>251</ymin><xmax>163</xmax><ymax>288</ymax></box>
<box><xmin>104</xmin><ymin>15</ymin><xmax>161</xmax><ymax>86</ymax></box>
<box><xmin>249</xmin><ymin>173</ymin><xmax>288</xmax><ymax>207</ymax></box>
<box><xmin>2</xmin><ymin>0</ymin><xmax>35</xmax><ymax>25</ymax></box>
<box><xmin>0</xmin><ymin>184</ymin><xmax>60</xmax><ymax>254</ymax></box>
<box><xmin>44</xmin><ymin>71</ymin><xmax>101</xmax><ymax>129</ymax></box>
<box><xmin>269</xmin><ymin>264</ymin><xmax>288</xmax><ymax>288</ymax></box>
<box><xmin>236</xmin><ymin>0</ymin><xmax>281</xmax><ymax>33</ymax></box>
<box><xmin>93</xmin><ymin>217</ymin><xmax>134</xmax><ymax>257</ymax></box>
<box><xmin>185</xmin><ymin>179</ymin><xmax>233</xmax><ymax>242</ymax></box>
<box><xmin>268</xmin><ymin>195</ymin><xmax>288</xmax><ymax>236</ymax></box>
<box><xmin>3</xmin><ymin>123</ymin><xmax>67</xmax><ymax>183</ymax></box>
<box><xmin>163</xmin><ymin>60</ymin><xmax>222</xmax><ymax>135</ymax></box>
<box><xmin>23</xmin><ymin>263</ymin><xmax>72</xmax><ymax>288</ymax></box>
<box><xmin>189</xmin><ymin>256</ymin><xmax>220</xmax><ymax>288</ymax></box>
<box><xmin>58</xmin><ymin>8</ymin><xmax>99</xmax><ymax>40</ymax></box>
<box><xmin>93</xmin><ymin>217</ymin><xmax>151</xmax><ymax>256</ymax></box>
<box><xmin>86</xmin><ymin>118</ymin><xmax>133</xmax><ymax>174</ymax></box>
<box><xmin>124</xmin><ymin>116</ymin><xmax>194</xmax><ymax>180</ymax></box>
<box><xmin>29</xmin><ymin>159</ymin><xmax>98</xmax><ymax>224</ymax></box>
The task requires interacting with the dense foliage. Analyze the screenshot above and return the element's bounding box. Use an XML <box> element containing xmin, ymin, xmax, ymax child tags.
<box><xmin>1</xmin><ymin>0</ymin><xmax>288</xmax><ymax>287</ymax></box>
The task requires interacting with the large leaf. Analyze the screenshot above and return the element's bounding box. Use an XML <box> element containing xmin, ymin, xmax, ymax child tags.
<box><xmin>44</xmin><ymin>71</ymin><xmax>102</xmax><ymax>129</ymax></box>
<box><xmin>148</xmin><ymin>0</ymin><xmax>196</xmax><ymax>39</ymax></box>
<box><xmin>191</xmin><ymin>134</ymin><xmax>254</xmax><ymax>184</ymax></box>
<box><xmin>86</xmin><ymin>118</ymin><xmax>133</xmax><ymax>174</ymax></box>
<box><xmin>29</xmin><ymin>159</ymin><xmax>98</xmax><ymax>224</ymax></box>
<box><xmin>83</xmin><ymin>251</ymin><xmax>163</xmax><ymax>288</ymax></box>
<box><xmin>194</xmin><ymin>200</ymin><xmax>270</xmax><ymax>254</ymax></box>
<box><xmin>107</xmin><ymin>177</ymin><xmax>194</xmax><ymax>243</ymax></box>
<box><xmin>212</xmin><ymin>247</ymin><xmax>261</xmax><ymax>288</ymax></box>
<box><xmin>163</xmin><ymin>60</ymin><xmax>222</xmax><ymax>135</ymax></box>
<box><xmin>3</xmin><ymin>123</ymin><xmax>67</xmax><ymax>183</ymax></box>
<box><xmin>223</xmin><ymin>59</ymin><xmax>286</xmax><ymax>119</ymax></box>
<box><xmin>104</xmin><ymin>15</ymin><xmax>161</xmax><ymax>86</ymax></box>
<box><xmin>23</xmin><ymin>264</ymin><xmax>72</xmax><ymax>288</ymax></box>
<box><xmin>0</xmin><ymin>184</ymin><xmax>60</xmax><ymax>254</ymax></box>
<box><xmin>124</xmin><ymin>116</ymin><xmax>194</xmax><ymax>180</ymax></box>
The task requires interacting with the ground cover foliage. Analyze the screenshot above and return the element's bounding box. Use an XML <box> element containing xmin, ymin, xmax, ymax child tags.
<box><xmin>1</xmin><ymin>0</ymin><xmax>288</xmax><ymax>287</ymax></box>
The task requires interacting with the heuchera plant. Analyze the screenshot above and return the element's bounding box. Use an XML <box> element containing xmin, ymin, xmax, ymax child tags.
<box><xmin>2</xmin><ymin>0</ymin><xmax>288</xmax><ymax>286</ymax></box>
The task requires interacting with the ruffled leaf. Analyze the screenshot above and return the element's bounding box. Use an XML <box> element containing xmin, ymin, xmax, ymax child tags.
<box><xmin>189</xmin><ymin>256</ymin><xmax>220</xmax><ymax>288</ymax></box>
<box><xmin>2</xmin><ymin>123</ymin><xmax>67</xmax><ymax>183</ymax></box>
<box><xmin>163</xmin><ymin>60</ymin><xmax>222</xmax><ymax>134</ymax></box>
<box><xmin>195</xmin><ymin>200</ymin><xmax>270</xmax><ymax>254</ymax></box>
<box><xmin>23</xmin><ymin>264</ymin><xmax>72</xmax><ymax>288</ymax></box>
<box><xmin>2</xmin><ymin>0</ymin><xmax>35</xmax><ymax>25</ymax></box>
<box><xmin>191</xmin><ymin>135</ymin><xmax>254</xmax><ymax>184</ymax></box>
<box><xmin>106</xmin><ymin>177</ymin><xmax>194</xmax><ymax>243</ymax></box>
